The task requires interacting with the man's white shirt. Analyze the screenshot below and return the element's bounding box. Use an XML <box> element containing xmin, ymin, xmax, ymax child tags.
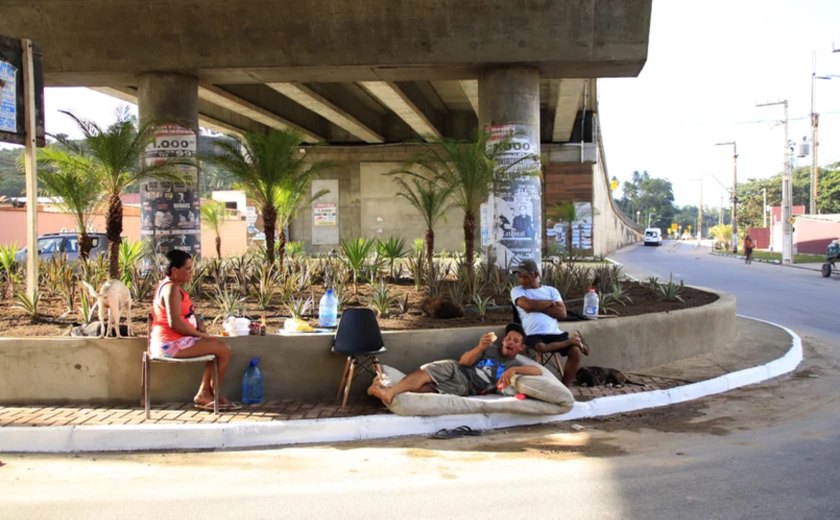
<box><xmin>511</xmin><ymin>285</ymin><xmax>567</xmax><ymax>335</ymax></box>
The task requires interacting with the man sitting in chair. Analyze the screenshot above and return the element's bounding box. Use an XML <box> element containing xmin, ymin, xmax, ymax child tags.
<box><xmin>366</xmin><ymin>323</ymin><xmax>541</xmax><ymax>405</ymax></box>
<box><xmin>511</xmin><ymin>259</ymin><xmax>589</xmax><ymax>387</ymax></box>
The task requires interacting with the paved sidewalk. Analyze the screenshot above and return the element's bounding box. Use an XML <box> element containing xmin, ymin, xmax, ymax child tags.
<box><xmin>0</xmin><ymin>316</ymin><xmax>801</xmax><ymax>452</ymax></box>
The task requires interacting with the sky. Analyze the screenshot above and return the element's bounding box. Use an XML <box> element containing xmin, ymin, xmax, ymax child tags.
<box><xmin>6</xmin><ymin>0</ymin><xmax>840</xmax><ymax>208</ymax></box>
<box><xmin>599</xmin><ymin>0</ymin><xmax>840</xmax><ymax>206</ymax></box>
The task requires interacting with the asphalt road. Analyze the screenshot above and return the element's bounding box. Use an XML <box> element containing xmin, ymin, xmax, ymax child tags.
<box><xmin>1</xmin><ymin>242</ymin><xmax>838</xmax><ymax>519</ymax></box>
<box><xmin>611</xmin><ymin>240</ymin><xmax>840</xmax><ymax>339</ymax></box>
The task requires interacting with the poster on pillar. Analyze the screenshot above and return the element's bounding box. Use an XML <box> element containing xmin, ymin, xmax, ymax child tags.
<box><xmin>480</xmin><ymin>124</ymin><xmax>541</xmax><ymax>267</ymax></box>
<box><xmin>141</xmin><ymin>124</ymin><xmax>200</xmax><ymax>259</ymax></box>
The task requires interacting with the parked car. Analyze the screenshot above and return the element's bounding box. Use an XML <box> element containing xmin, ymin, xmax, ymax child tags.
<box><xmin>14</xmin><ymin>232</ymin><xmax>109</xmax><ymax>262</ymax></box>
<box><xmin>643</xmin><ymin>227</ymin><xmax>662</xmax><ymax>246</ymax></box>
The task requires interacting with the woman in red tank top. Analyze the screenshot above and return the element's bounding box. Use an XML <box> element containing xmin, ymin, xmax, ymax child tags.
<box><xmin>152</xmin><ymin>249</ymin><xmax>238</xmax><ymax>411</ymax></box>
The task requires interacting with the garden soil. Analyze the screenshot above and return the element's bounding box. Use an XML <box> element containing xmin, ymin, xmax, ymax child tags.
<box><xmin>0</xmin><ymin>281</ymin><xmax>717</xmax><ymax>337</ymax></box>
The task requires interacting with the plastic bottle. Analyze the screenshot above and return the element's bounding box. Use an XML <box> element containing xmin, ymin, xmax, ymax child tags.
<box><xmin>583</xmin><ymin>288</ymin><xmax>599</xmax><ymax>320</ymax></box>
<box><xmin>241</xmin><ymin>357</ymin><xmax>263</xmax><ymax>405</ymax></box>
<box><xmin>319</xmin><ymin>288</ymin><xmax>338</xmax><ymax>328</ymax></box>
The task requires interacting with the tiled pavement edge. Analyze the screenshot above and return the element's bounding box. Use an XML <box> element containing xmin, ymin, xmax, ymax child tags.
<box><xmin>0</xmin><ymin>316</ymin><xmax>801</xmax><ymax>453</ymax></box>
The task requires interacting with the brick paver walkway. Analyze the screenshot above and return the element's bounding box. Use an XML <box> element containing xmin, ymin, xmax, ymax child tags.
<box><xmin>0</xmin><ymin>374</ymin><xmax>685</xmax><ymax>428</ymax></box>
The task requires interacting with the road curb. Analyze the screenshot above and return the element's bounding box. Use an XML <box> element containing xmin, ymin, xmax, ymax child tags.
<box><xmin>0</xmin><ymin>315</ymin><xmax>802</xmax><ymax>453</ymax></box>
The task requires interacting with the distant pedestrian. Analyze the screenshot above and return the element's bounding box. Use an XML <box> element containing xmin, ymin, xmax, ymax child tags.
<box><xmin>743</xmin><ymin>235</ymin><xmax>754</xmax><ymax>264</ymax></box>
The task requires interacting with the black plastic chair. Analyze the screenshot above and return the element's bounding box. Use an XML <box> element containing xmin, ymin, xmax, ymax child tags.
<box><xmin>332</xmin><ymin>308</ymin><xmax>387</xmax><ymax>408</ymax></box>
<box><xmin>511</xmin><ymin>302</ymin><xmax>565</xmax><ymax>376</ymax></box>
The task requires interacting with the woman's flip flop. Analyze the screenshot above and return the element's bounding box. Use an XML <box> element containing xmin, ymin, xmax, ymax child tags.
<box><xmin>431</xmin><ymin>425</ymin><xmax>481</xmax><ymax>439</ymax></box>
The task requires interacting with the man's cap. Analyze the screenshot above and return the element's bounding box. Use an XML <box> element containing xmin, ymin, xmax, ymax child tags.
<box><xmin>505</xmin><ymin>322</ymin><xmax>526</xmax><ymax>339</ymax></box>
<box><xmin>513</xmin><ymin>259</ymin><xmax>539</xmax><ymax>274</ymax></box>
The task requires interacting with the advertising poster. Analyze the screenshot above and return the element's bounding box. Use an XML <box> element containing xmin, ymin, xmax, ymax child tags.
<box><xmin>313</xmin><ymin>202</ymin><xmax>337</xmax><ymax>226</ymax></box>
<box><xmin>548</xmin><ymin>202</ymin><xmax>594</xmax><ymax>255</ymax></box>
<box><xmin>141</xmin><ymin>124</ymin><xmax>200</xmax><ymax>258</ymax></box>
<box><xmin>0</xmin><ymin>61</ymin><xmax>16</xmax><ymax>133</ymax></box>
<box><xmin>481</xmin><ymin>124</ymin><xmax>541</xmax><ymax>267</ymax></box>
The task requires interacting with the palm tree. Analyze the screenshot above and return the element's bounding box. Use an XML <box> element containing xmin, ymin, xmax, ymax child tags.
<box><xmin>53</xmin><ymin>110</ymin><xmax>183</xmax><ymax>279</ymax></box>
<box><xmin>37</xmin><ymin>147</ymin><xmax>104</xmax><ymax>260</ymax></box>
<box><xmin>389</xmin><ymin>172</ymin><xmax>454</xmax><ymax>272</ymax></box>
<box><xmin>201</xmin><ymin>129</ymin><xmax>333</xmax><ymax>266</ymax></box>
<box><xmin>200</xmin><ymin>199</ymin><xmax>227</xmax><ymax>258</ymax></box>
<box><xmin>547</xmin><ymin>201</ymin><xmax>599</xmax><ymax>259</ymax></box>
<box><xmin>274</xmin><ymin>173</ymin><xmax>329</xmax><ymax>267</ymax></box>
<box><xmin>405</xmin><ymin>130</ymin><xmax>536</xmax><ymax>267</ymax></box>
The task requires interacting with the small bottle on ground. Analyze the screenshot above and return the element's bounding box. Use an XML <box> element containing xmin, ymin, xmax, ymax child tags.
<box><xmin>583</xmin><ymin>288</ymin><xmax>599</xmax><ymax>320</ymax></box>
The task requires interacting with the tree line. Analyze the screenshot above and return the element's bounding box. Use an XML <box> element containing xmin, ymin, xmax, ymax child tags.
<box><xmin>613</xmin><ymin>162</ymin><xmax>840</xmax><ymax>236</ymax></box>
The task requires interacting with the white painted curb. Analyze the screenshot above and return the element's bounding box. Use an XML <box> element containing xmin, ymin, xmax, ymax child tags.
<box><xmin>0</xmin><ymin>315</ymin><xmax>802</xmax><ymax>453</ymax></box>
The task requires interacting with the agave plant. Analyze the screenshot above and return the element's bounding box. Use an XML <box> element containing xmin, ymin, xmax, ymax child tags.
<box><xmin>210</xmin><ymin>286</ymin><xmax>246</xmax><ymax>323</ymax></box>
<box><xmin>658</xmin><ymin>274</ymin><xmax>685</xmax><ymax>302</ymax></box>
<box><xmin>51</xmin><ymin>257</ymin><xmax>78</xmax><ymax>313</ymax></box>
<box><xmin>285</xmin><ymin>241</ymin><xmax>305</xmax><ymax>258</ymax></box>
<box><xmin>368</xmin><ymin>280</ymin><xmax>397</xmax><ymax>318</ymax></box>
<box><xmin>78</xmin><ymin>289</ymin><xmax>96</xmax><ymax>323</ymax></box>
<box><xmin>13</xmin><ymin>289</ymin><xmax>42</xmax><ymax>321</ymax></box>
<box><xmin>227</xmin><ymin>254</ymin><xmax>253</xmax><ymax>296</ymax></box>
<box><xmin>251</xmin><ymin>262</ymin><xmax>280</xmax><ymax>311</ymax></box>
<box><xmin>645</xmin><ymin>276</ymin><xmax>661</xmax><ymax>294</ymax></box>
<box><xmin>376</xmin><ymin>236</ymin><xmax>407</xmax><ymax>281</ymax></box>
<box><xmin>127</xmin><ymin>264</ymin><xmax>158</xmax><ymax>303</ymax></box>
<box><xmin>285</xmin><ymin>296</ymin><xmax>312</xmax><ymax>319</ymax></box>
<box><xmin>0</xmin><ymin>243</ymin><xmax>19</xmax><ymax>299</ymax></box>
<box><xmin>340</xmin><ymin>237</ymin><xmax>375</xmax><ymax>295</ymax></box>
<box><xmin>472</xmin><ymin>293</ymin><xmax>493</xmax><ymax>321</ymax></box>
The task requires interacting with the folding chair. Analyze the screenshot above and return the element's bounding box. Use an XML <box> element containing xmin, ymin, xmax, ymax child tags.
<box><xmin>511</xmin><ymin>303</ymin><xmax>565</xmax><ymax>376</ymax></box>
<box><xmin>141</xmin><ymin>313</ymin><xmax>219</xmax><ymax>418</ymax></box>
<box><xmin>332</xmin><ymin>308</ymin><xmax>387</xmax><ymax>408</ymax></box>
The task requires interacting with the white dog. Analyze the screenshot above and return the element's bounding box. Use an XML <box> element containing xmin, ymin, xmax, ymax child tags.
<box><xmin>81</xmin><ymin>279</ymin><xmax>133</xmax><ymax>338</ymax></box>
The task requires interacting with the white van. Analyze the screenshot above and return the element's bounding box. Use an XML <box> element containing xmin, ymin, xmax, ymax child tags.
<box><xmin>644</xmin><ymin>227</ymin><xmax>662</xmax><ymax>246</ymax></box>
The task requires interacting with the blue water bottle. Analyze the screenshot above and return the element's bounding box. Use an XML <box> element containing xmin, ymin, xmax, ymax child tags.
<box><xmin>319</xmin><ymin>288</ymin><xmax>338</xmax><ymax>328</ymax></box>
<box><xmin>241</xmin><ymin>357</ymin><xmax>263</xmax><ymax>405</ymax></box>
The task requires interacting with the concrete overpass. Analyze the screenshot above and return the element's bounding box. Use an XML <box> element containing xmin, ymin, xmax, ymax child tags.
<box><xmin>1</xmin><ymin>0</ymin><xmax>648</xmax><ymax>258</ymax></box>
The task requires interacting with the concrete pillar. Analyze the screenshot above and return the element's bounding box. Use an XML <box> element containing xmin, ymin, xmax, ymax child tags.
<box><xmin>478</xmin><ymin>67</ymin><xmax>542</xmax><ymax>267</ymax></box>
<box><xmin>137</xmin><ymin>72</ymin><xmax>201</xmax><ymax>259</ymax></box>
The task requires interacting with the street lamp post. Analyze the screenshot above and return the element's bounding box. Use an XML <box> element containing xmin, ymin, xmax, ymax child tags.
<box><xmin>715</xmin><ymin>141</ymin><xmax>738</xmax><ymax>253</ymax></box>
<box><xmin>810</xmin><ymin>67</ymin><xmax>839</xmax><ymax>214</ymax></box>
<box><xmin>757</xmin><ymin>100</ymin><xmax>792</xmax><ymax>264</ymax></box>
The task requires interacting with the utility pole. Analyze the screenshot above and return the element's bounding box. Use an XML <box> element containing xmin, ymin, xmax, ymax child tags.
<box><xmin>689</xmin><ymin>178</ymin><xmax>703</xmax><ymax>246</ymax></box>
<box><xmin>757</xmin><ymin>100</ymin><xmax>792</xmax><ymax>264</ymax></box>
<box><xmin>810</xmin><ymin>53</ymin><xmax>819</xmax><ymax>215</ymax></box>
<box><xmin>715</xmin><ymin>141</ymin><xmax>738</xmax><ymax>253</ymax></box>
<box><xmin>810</xmin><ymin>54</ymin><xmax>840</xmax><ymax>214</ymax></box>
<box><xmin>762</xmin><ymin>187</ymin><xmax>767</xmax><ymax>228</ymax></box>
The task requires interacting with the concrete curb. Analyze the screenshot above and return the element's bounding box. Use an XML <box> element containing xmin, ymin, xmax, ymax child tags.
<box><xmin>0</xmin><ymin>315</ymin><xmax>802</xmax><ymax>453</ymax></box>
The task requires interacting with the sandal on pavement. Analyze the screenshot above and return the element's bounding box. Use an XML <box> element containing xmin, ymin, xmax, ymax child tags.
<box><xmin>431</xmin><ymin>425</ymin><xmax>481</xmax><ymax>439</ymax></box>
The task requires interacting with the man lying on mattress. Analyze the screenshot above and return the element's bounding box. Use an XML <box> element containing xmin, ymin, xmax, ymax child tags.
<box><xmin>367</xmin><ymin>323</ymin><xmax>541</xmax><ymax>405</ymax></box>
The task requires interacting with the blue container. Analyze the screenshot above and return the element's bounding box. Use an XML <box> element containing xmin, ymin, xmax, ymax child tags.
<box><xmin>241</xmin><ymin>357</ymin><xmax>263</xmax><ymax>405</ymax></box>
<box><xmin>319</xmin><ymin>288</ymin><xmax>338</xmax><ymax>328</ymax></box>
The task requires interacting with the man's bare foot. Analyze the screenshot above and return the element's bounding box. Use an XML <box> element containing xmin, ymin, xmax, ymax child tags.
<box><xmin>372</xmin><ymin>374</ymin><xmax>391</xmax><ymax>388</ymax></box>
<box><xmin>535</xmin><ymin>341</ymin><xmax>548</xmax><ymax>353</ymax></box>
<box><xmin>367</xmin><ymin>383</ymin><xmax>393</xmax><ymax>405</ymax></box>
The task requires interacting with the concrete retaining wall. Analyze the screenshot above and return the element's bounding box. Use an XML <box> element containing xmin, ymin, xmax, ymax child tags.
<box><xmin>0</xmin><ymin>290</ymin><xmax>734</xmax><ymax>405</ymax></box>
